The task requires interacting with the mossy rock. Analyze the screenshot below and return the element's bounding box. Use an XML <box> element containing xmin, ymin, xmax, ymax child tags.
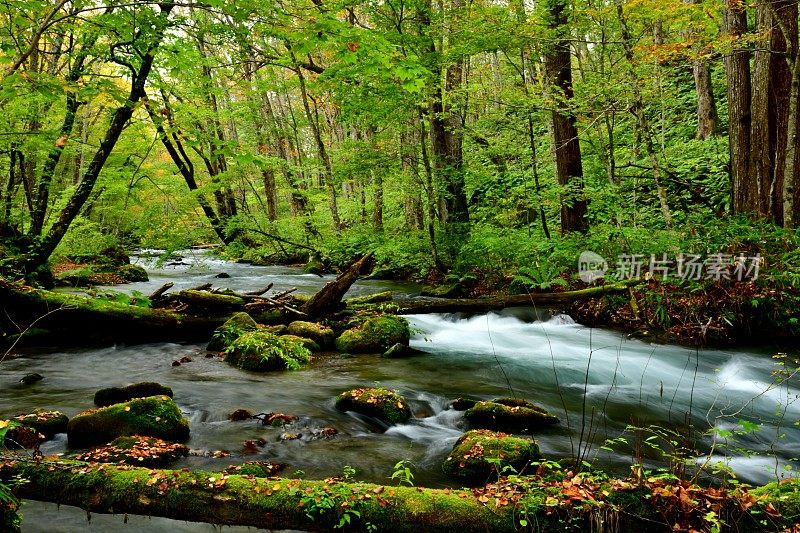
<box><xmin>94</xmin><ymin>382</ymin><xmax>174</xmax><ymax>407</ymax></box>
<box><xmin>117</xmin><ymin>264</ymin><xmax>149</xmax><ymax>282</ymax></box>
<box><xmin>442</xmin><ymin>429</ymin><xmax>539</xmax><ymax>481</ymax></box>
<box><xmin>464</xmin><ymin>398</ymin><xmax>559</xmax><ymax>433</ymax></box>
<box><xmin>54</xmin><ymin>266</ymin><xmax>94</xmax><ymax>287</ymax></box>
<box><xmin>335</xmin><ymin>387</ymin><xmax>411</xmax><ymax>424</ymax></box>
<box><xmin>281</xmin><ymin>334</ymin><xmax>320</xmax><ymax>352</ymax></box>
<box><xmin>207</xmin><ymin>312</ymin><xmax>259</xmax><ymax>351</ymax></box>
<box><xmin>224</xmin><ymin>330</ymin><xmax>311</xmax><ymax>372</ymax></box>
<box><xmin>451</xmin><ymin>397</ymin><xmax>481</xmax><ymax>411</ymax></box>
<box><xmin>19</xmin><ymin>373</ymin><xmax>44</xmax><ymax>385</ymax></box>
<box><xmin>67</xmin><ymin>396</ymin><xmax>190</xmax><ymax>448</ymax></box>
<box><xmin>13</xmin><ymin>409</ymin><xmax>68</xmax><ymax>438</ymax></box>
<box><xmin>287</xmin><ymin>321</ymin><xmax>335</xmax><ymax>348</ymax></box>
<box><xmin>74</xmin><ymin>435</ymin><xmax>189</xmax><ymax>467</ymax></box>
<box><xmin>334</xmin><ymin>315</ymin><xmax>410</xmax><ymax>354</ymax></box>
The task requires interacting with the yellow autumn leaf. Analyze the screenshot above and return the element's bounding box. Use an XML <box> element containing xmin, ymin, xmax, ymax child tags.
<box><xmin>0</xmin><ymin>420</ymin><xmax>9</xmax><ymax>429</ymax></box>
<box><xmin>124</xmin><ymin>406</ymin><xmax>131</xmax><ymax>411</ymax></box>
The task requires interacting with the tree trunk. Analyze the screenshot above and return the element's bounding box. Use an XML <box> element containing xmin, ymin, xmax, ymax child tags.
<box><xmin>543</xmin><ymin>0</ymin><xmax>588</xmax><ymax>234</ymax></box>
<box><xmin>692</xmin><ymin>59</ymin><xmax>717</xmax><ymax>140</ymax></box>
<box><xmin>21</xmin><ymin>3</ymin><xmax>175</xmax><ymax>273</ymax></box>
<box><xmin>301</xmin><ymin>253</ymin><xmax>374</xmax><ymax>317</ymax></box>
<box><xmin>616</xmin><ymin>0</ymin><xmax>672</xmax><ymax>228</ymax></box>
<box><xmin>724</xmin><ymin>0</ymin><xmax>755</xmax><ymax>215</ymax></box>
<box><xmin>294</xmin><ymin>59</ymin><xmax>342</xmax><ymax>230</ymax></box>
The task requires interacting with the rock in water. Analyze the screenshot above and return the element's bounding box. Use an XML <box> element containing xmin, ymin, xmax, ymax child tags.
<box><xmin>464</xmin><ymin>398</ymin><xmax>558</xmax><ymax>433</ymax></box>
<box><xmin>13</xmin><ymin>409</ymin><xmax>68</xmax><ymax>438</ymax></box>
<box><xmin>223</xmin><ymin>331</ymin><xmax>311</xmax><ymax>372</ymax></box>
<box><xmin>287</xmin><ymin>321</ymin><xmax>335</xmax><ymax>348</ymax></box>
<box><xmin>67</xmin><ymin>396</ymin><xmax>190</xmax><ymax>447</ymax></box>
<box><xmin>334</xmin><ymin>315</ymin><xmax>410</xmax><ymax>354</ymax></box>
<box><xmin>94</xmin><ymin>382</ymin><xmax>173</xmax><ymax>407</ymax></box>
<box><xmin>443</xmin><ymin>429</ymin><xmax>539</xmax><ymax>481</ymax></box>
<box><xmin>207</xmin><ymin>311</ymin><xmax>259</xmax><ymax>351</ymax></box>
<box><xmin>19</xmin><ymin>373</ymin><xmax>43</xmax><ymax>385</ymax></box>
<box><xmin>335</xmin><ymin>387</ymin><xmax>411</xmax><ymax>424</ymax></box>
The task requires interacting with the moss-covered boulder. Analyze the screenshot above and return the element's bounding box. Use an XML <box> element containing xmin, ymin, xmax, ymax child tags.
<box><xmin>13</xmin><ymin>409</ymin><xmax>68</xmax><ymax>438</ymax></box>
<box><xmin>67</xmin><ymin>396</ymin><xmax>190</xmax><ymax>448</ymax></box>
<box><xmin>464</xmin><ymin>398</ymin><xmax>559</xmax><ymax>433</ymax></box>
<box><xmin>54</xmin><ymin>266</ymin><xmax>94</xmax><ymax>286</ymax></box>
<box><xmin>224</xmin><ymin>330</ymin><xmax>311</xmax><ymax>372</ymax></box>
<box><xmin>207</xmin><ymin>312</ymin><xmax>259</xmax><ymax>351</ymax></box>
<box><xmin>75</xmin><ymin>435</ymin><xmax>189</xmax><ymax>467</ymax></box>
<box><xmin>94</xmin><ymin>382</ymin><xmax>174</xmax><ymax>407</ymax></box>
<box><xmin>281</xmin><ymin>334</ymin><xmax>320</xmax><ymax>352</ymax></box>
<box><xmin>451</xmin><ymin>397</ymin><xmax>481</xmax><ymax>411</ymax></box>
<box><xmin>334</xmin><ymin>315</ymin><xmax>410</xmax><ymax>354</ymax></box>
<box><xmin>117</xmin><ymin>264</ymin><xmax>149</xmax><ymax>282</ymax></box>
<box><xmin>335</xmin><ymin>387</ymin><xmax>411</xmax><ymax>424</ymax></box>
<box><xmin>287</xmin><ymin>321</ymin><xmax>335</xmax><ymax>348</ymax></box>
<box><xmin>442</xmin><ymin>429</ymin><xmax>539</xmax><ymax>481</ymax></box>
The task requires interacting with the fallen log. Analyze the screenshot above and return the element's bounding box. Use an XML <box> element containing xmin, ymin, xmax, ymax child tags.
<box><xmin>391</xmin><ymin>280</ymin><xmax>642</xmax><ymax>314</ymax></box>
<box><xmin>1</xmin><ymin>457</ymin><xmax>796</xmax><ymax>532</ymax></box>
<box><xmin>302</xmin><ymin>253</ymin><xmax>374</xmax><ymax>317</ymax></box>
<box><xmin>0</xmin><ymin>279</ymin><xmax>224</xmax><ymax>345</ymax></box>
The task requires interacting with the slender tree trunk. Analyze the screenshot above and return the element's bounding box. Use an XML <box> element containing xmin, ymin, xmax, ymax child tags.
<box><xmin>22</xmin><ymin>3</ymin><xmax>175</xmax><ymax>272</ymax></box>
<box><xmin>543</xmin><ymin>0</ymin><xmax>588</xmax><ymax>233</ymax></box>
<box><xmin>616</xmin><ymin>0</ymin><xmax>672</xmax><ymax>227</ymax></box>
<box><xmin>294</xmin><ymin>59</ymin><xmax>341</xmax><ymax>230</ymax></box>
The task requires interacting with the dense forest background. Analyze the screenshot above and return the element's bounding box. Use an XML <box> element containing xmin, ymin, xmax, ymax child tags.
<box><xmin>0</xmin><ymin>0</ymin><xmax>798</xmax><ymax>311</ymax></box>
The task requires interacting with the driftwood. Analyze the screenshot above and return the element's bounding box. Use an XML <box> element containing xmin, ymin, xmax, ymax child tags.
<box><xmin>302</xmin><ymin>252</ymin><xmax>375</xmax><ymax>317</ymax></box>
<box><xmin>390</xmin><ymin>280</ymin><xmax>642</xmax><ymax>314</ymax></box>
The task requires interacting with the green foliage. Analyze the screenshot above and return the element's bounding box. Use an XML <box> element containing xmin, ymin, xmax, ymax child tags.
<box><xmin>390</xmin><ymin>460</ymin><xmax>415</xmax><ymax>487</ymax></box>
<box><xmin>224</xmin><ymin>331</ymin><xmax>312</xmax><ymax>372</ymax></box>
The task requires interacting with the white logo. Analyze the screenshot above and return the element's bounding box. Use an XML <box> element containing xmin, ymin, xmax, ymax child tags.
<box><xmin>578</xmin><ymin>251</ymin><xmax>608</xmax><ymax>283</ymax></box>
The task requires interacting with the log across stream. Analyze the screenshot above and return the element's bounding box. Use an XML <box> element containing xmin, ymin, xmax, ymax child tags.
<box><xmin>1</xmin><ymin>251</ymin><xmax>798</xmax><ymax>531</ymax></box>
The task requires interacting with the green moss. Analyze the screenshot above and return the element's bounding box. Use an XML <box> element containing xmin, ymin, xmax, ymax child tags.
<box><xmin>442</xmin><ymin>429</ymin><xmax>540</xmax><ymax>481</ymax></box>
<box><xmin>67</xmin><ymin>396</ymin><xmax>190</xmax><ymax>447</ymax></box>
<box><xmin>224</xmin><ymin>330</ymin><xmax>311</xmax><ymax>372</ymax></box>
<box><xmin>752</xmin><ymin>478</ymin><xmax>800</xmax><ymax>526</ymax></box>
<box><xmin>334</xmin><ymin>315</ymin><xmax>410</xmax><ymax>353</ymax></box>
<box><xmin>207</xmin><ymin>312</ymin><xmax>258</xmax><ymax>351</ymax></box>
<box><xmin>464</xmin><ymin>398</ymin><xmax>559</xmax><ymax>433</ymax></box>
<box><xmin>13</xmin><ymin>409</ymin><xmax>68</xmax><ymax>438</ymax></box>
<box><xmin>94</xmin><ymin>382</ymin><xmax>174</xmax><ymax>407</ymax></box>
<box><xmin>54</xmin><ymin>266</ymin><xmax>94</xmax><ymax>286</ymax></box>
<box><xmin>286</xmin><ymin>320</ymin><xmax>335</xmax><ymax>348</ymax></box>
<box><xmin>334</xmin><ymin>387</ymin><xmax>412</xmax><ymax>424</ymax></box>
<box><xmin>281</xmin><ymin>334</ymin><xmax>320</xmax><ymax>352</ymax></box>
<box><xmin>117</xmin><ymin>264</ymin><xmax>149</xmax><ymax>282</ymax></box>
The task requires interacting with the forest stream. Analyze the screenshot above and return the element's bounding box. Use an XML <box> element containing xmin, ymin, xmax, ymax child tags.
<box><xmin>3</xmin><ymin>250</ymin><xmax>798</xmax><ymax>531</ymax></box>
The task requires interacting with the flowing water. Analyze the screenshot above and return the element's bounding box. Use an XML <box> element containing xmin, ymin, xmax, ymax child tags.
<box><xmin>4</xmin><ymin>251</ymin><xmax>798</xmax><ymax>531</ymax></box>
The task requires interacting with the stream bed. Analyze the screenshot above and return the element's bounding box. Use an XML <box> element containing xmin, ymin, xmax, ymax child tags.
<box><xmin>3</xmin><ymin>250</ymin><xmax>798</xmax><ymax>531</ymax></box>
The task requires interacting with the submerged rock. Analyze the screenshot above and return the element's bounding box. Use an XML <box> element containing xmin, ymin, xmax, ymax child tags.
<box><xmin>334</xmin><ymin>315</ymin><xmax>410</xmax><ymax>354</ymax></box>
<box><xmin>19</xmin><ymin>373</ymin><xmax>43</xmax><ymax>385</ymax></box>
<box><xmin>94</xmin><ymin>382</ymin><xmax>174</xmax><ymax>407</ymax></box>
<box><xmin>207</xmin><ymin>311</ymin><xmax>259</xmax><ymax>351</ymax></box>
<box><xmin>464</xmin><ymin>398</ymin><xmax>559</xmax><ymax>433</ymax></box>
<box><xmin>67</xmin><ymin>396</ymin><xmax>190</xmax><ymax>448</ymax></box>
<box><xmin>75</xmin><ymin>435</ymin><xmax>189</xmax><ymax>467</ymax></box>
<box><xmin>382</xmin><ymin>342</ymin><xmax>409</xmax><ymax>358</ymax></box>
<box><xmin>229</xmin><ymin>409</ymin><xmax>253</xmax><ymax>421</ymax></box>
<box><xmin>13</xmin><ymin>409</ymin><xmax>68</xmax><ymax>438</ymax></box>
<box><xmin>335</xmin><ymin>387</ymin><xmax>412</xmax><ymax>424</ymax></box>
<box><xmin>443</xmin><ymin>429</ymin><xmax>540</xmax><ymax>481</ymax></box>
<box><xmin>224</xmin><ymin>330</ymin><xmax>311</xmax><ymax>372</ymax></box>
<box><xmin>287</xmin><ymin>321</ymin><xmax>335</xmax><ymax>348</ymax></box>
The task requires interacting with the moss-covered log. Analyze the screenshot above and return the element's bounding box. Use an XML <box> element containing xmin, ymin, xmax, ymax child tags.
<box><xmin>302</xmin><ymin>253</ymin><xmax>375</xmax><ymax>317</ymax></box>
<box><xmin>0</xmin><ymin>279</ymin><xmax>225</xmax><ymax>345</ymax></box>
<box><xmin>392</xmin><ymin>280</ymin><xmax>642</xmax><ymax>314</ymax></box>
<box><xmin>1</xmin><ymin>458</ymin><xmax>798</xmax><ymax>532</ymax></box>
